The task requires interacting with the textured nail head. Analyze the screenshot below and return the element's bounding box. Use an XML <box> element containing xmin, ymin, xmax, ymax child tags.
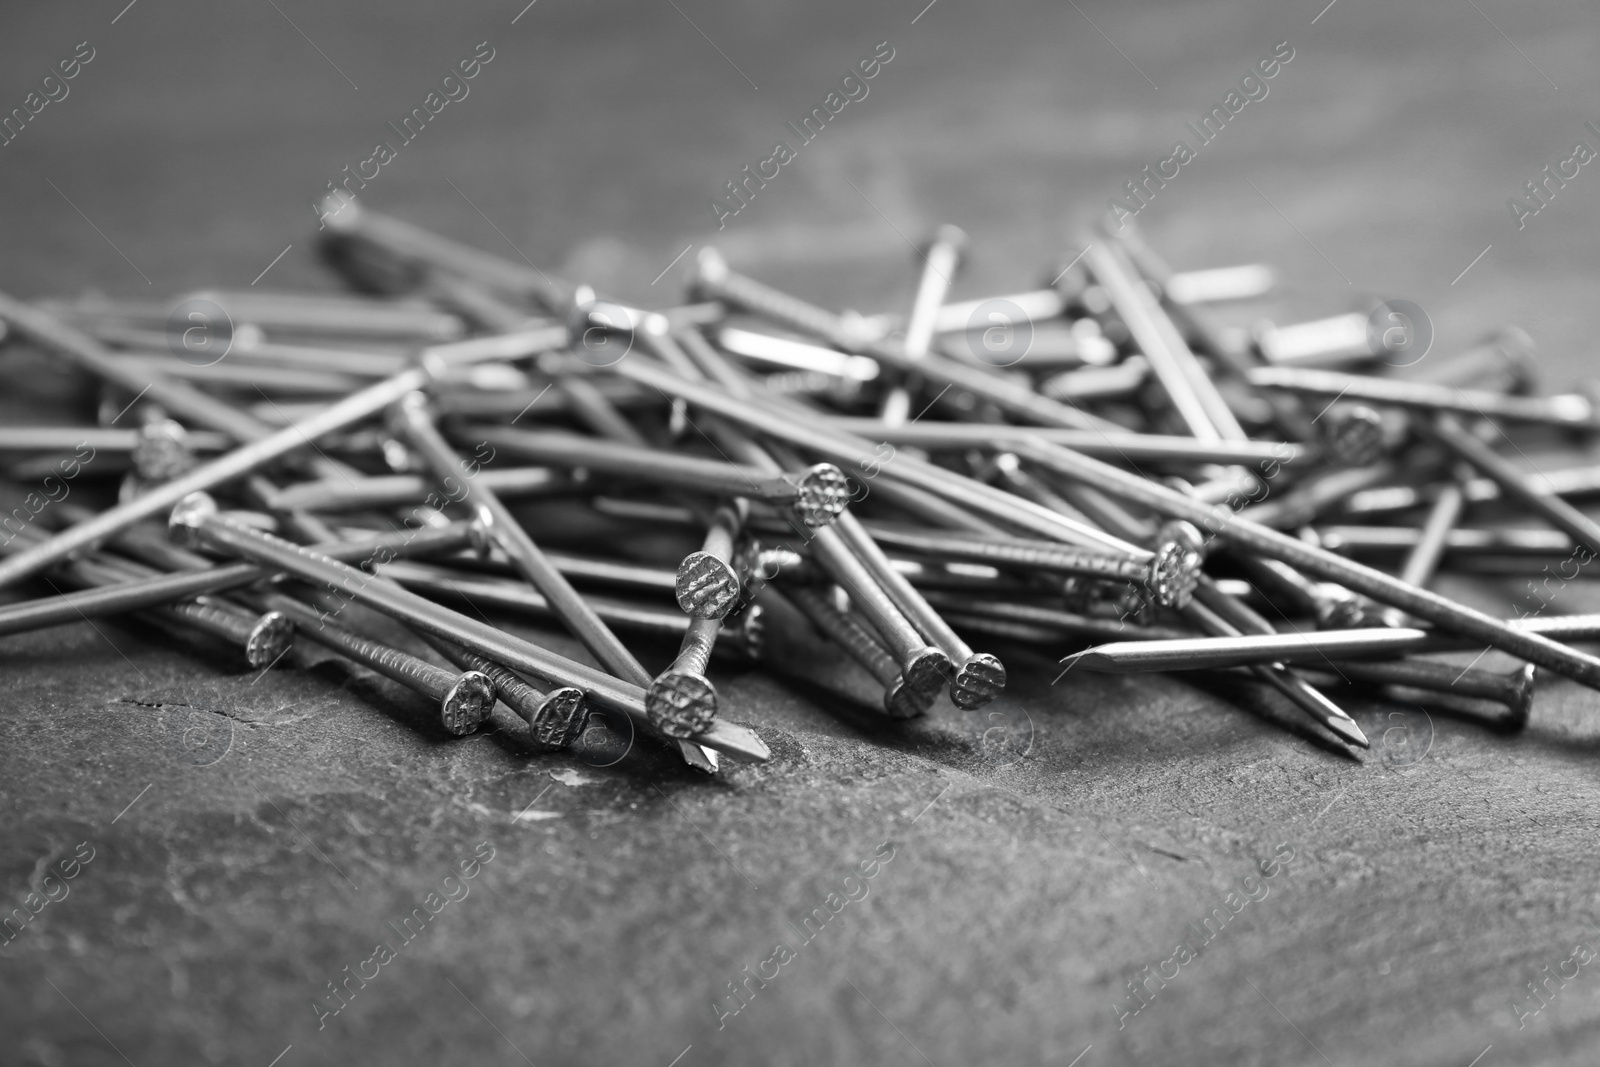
<box><xmin>949</xmin><ymin>652</ymin><xmax>1006</xmax><ymax>710</ymax></box>
<box><xmin>884</xmin><ymin>677</ymin><xmax>932</xmax><ymax>719</ymax></box>
<box><xmin>791</xmin><ymin>463</ymin><xmax>851</xmax><ymax>527</ymax></box>
<box><xmin>244</xmin><ymin>610</ymin><xmax>295</xmax><ymax>670</ymax></box>
<box><xmin>133</xmin><ymin>419</ymin><xmax>197</xmax><ymax>482</ymax></box>
<box><xmin>904</xmin><ymin>645</ymin><xmax>954</xmax><ymax>697</ymax></box>
<box><xmin>1147</xmin><ymin>521</ymin><xmax>1205</xmax><ymax>609</ymax></box>
<box><xmin>645</xmin><ymin>670</ymin><xmax>718</xmax><ymax>738</ymax></box>
<box><xmin>441</xmin><ymin>670</ymin><xmax>496</xmax><ymax>736</ymax></box>
<box><xmin>676</xmin><ymin>550</ymin><xmax>741</xmax><ymax>619</ymax></box>
<box><xmin>528</xmin><ymin>686</ymin><xmax>589</xmax><ymax>749</ymax></box>
<box><xmin>1320</xmin><ymin>406</ymin><xmax>1386</xmax><ymax>467</ymax></box>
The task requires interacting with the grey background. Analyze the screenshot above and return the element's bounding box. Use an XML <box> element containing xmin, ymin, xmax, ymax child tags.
<box><xmin>3</xmin><ymin>1</ymin><xmax>1600</xmax><ymax>1065</ymax></box>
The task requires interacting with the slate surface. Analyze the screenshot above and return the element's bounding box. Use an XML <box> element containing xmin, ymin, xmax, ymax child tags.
<box><xmin>4</xmin><ymin>1</ymin><xmax>1600</xmax><ymax>1065</ymax></box>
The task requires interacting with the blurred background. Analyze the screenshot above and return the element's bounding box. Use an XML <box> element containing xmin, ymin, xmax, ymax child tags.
<box><xmin>4</xmin><ymin>2</ymin><xmax>1600</xmax><ymax>1066</ymax></box>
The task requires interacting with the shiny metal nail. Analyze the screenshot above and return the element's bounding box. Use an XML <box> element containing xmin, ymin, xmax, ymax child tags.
<box><xmin>786</xmin><ymin>585</ymin><xmax>931</xmax><ymax>718</ymax></box>
<box><xmin>169</xmin><ymin>493</ymin><xmax>769</xmax><ymax>763</ymax></box>
<box><xmin>691</xmin><ymin>247</ymin><xmax>1121</xmax><ymax>433</ymax></box>
<box><xmin>1249</xmin><ymin>366</ymin><xmax>1598</xmax><ymax>430</ymax></box>
<box><xmin>1014</xmin><ymin>436</ymin><xmax>1600</xmax><ymax>690</ymax></box>
<box><xmin>832</xmin><ymin>511</ymin><xmax>1004</xmax><ymax>709</ymax></box>
<box><xmin>1424</xmin><ymin>414</ymin><xmax>1600</xmax><ymax>558</ymax></box>
<box><xmin>472</xmin><ymin>427</ymin><xmax>849</xmax><ymax>528</ymax></box>
<box><xmin>880</xmin><ymin>224</ymin><xmax>966</xmax><ymax>425</ymax></box>
<box><xmin>427</xmin><ymin>636</ymin><xmax>587</xmax><ymax>748</ymax></box>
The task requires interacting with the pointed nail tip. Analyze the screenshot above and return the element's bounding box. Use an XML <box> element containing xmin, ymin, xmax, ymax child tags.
<box><xmin>1328</xmin><ymin>719</ymin><xmax>1370</xmax><ymax>748</ymax></box>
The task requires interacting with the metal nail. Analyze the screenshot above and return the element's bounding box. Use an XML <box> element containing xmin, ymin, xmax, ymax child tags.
<box><xmin>428</xmin><ymin>636</ymin><xmax>587</xmax><ymax>748</ymax></box>
<box><xmin>0</xmin><ymin>323</ymin><xmax>550</xmax><ymax>593</ymax></box>
<box><xmin>807</xmin><ymin>524</ymin><xmax>951</xmax><ymax>698</ymax></box>
<box><xmin>880</xmin><ymin>224</ymin><xmax>966</xmax><ymax>426</ymax></box>
<box><xmin>471</xmin><ymin>427</ymin><xmax>849</xmax><ymax>527</ymax></box>
<box><xmin>1008</xmin><ymin>436</ymin><xmax>1600</xmax><ymax>690</ymax></box>
<box><xmin>253</xmin><ymin>590</ymin><xmax>493</xmax><ymax>735</ymax></box>
<box><xmin>676</xmin><ymin>505</ymin><xmax>744</xmax><ymax>619</ymax></box>
<box><xmin>1308</xmin><ymin>659</ymin><xmax>1536</xmax><ymax>723</ymax></box>
<box><xmin>831</xmin><ymin>510</ymin><xmax>1004</xmax><ymax>709</ymax></box>
<box><xmin>1423</xmin><ymin>414</ymin><xmax>1600</xmax><ymax>560</ymax></box>
<box><xmin>1080</xmin><ymin>238</ymin><xmax>1246</xmax><ymax>443</ymax></box>
<box><xmin>690</xmin><ymin>247</ymin><xmax>1122</xmax><ymax>433</ymax></box>
<box><xmin>786</xmin><ymin>585</ymin><xmax>931</xmax><ymax>719</ymax></box>
<box><xmin>169</xmin><ymin>493</ymin><xmax>769</xmax><ymax>763</ymax></box>
<box><xmin>1248</xmin><ymin>365</ymin><xmax>1598</xmax><ymax>430</ymax></box>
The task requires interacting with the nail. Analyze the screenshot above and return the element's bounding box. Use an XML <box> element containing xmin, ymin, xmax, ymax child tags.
<box><xmin>714</xmin><ymin>326</ymin><xmax>881</xmax><ymax>384</ymax></box>
<box><xmin>395</xmin><ymin>389</ymin><xmax>721</xmax><ymax>771</ymax></box>
<box><xmin>1253</xmin><ymin>312</ymin><xmax>1376</xmax><ymax>368</ymax></box>
<box><xmin>254</xmin><ymin>591</ymin><xmax>493</xmax><ymax>735</ymax></box>
<box><xmin>1248</xmin><ymin>366</ymin><xmax>1598</xmax><ymax>430</ymax></box>
<box><xmin>320</xmin><ymin>197</ymin><xmax>572</xmax><ymax>312</ymax></box>
<box><xmin>786</xmin><ymin>585</ymin><xmax>931</xmax><ymax>718</ymax></box>
<box><xmin>1413</xmin><ymin>326</ymin><xmax>1538</xmax><ymax>395</ymax></box>
<box><xmin>677</xmin><ymin>505</ymin><xmax>744</xmax><ymax>619</ymax></box>
<box><xmin>1236</xmin><ymin>555</ymin><xmax>1370</xmax><ymax>630</ymax></box>
<box><xmin>646</xmin><ymin>617</ymin><xmax>721</xmax><ymax>738</ymax></box>
<box><xmin>382</xmin><ymin>559</ymin><xmax>764</xmax><ymax>658</ymax></box>
<box><xmin>1239</xmin><ymin>462</ymin><xmax>1398</xmax><ymax>530</ymax></box>
<box><xmin>807</xmin><ymin>524</ymin><xmax>951</xmax><ymax>698</ymax></box>
<box><xmin>831</xmin><ymin>511</ymin><xmax>1004</xmax><ymax>709</ymax></box>
<box><xmin>390</xmin><ymin>393</ymin><xmax>652</xmax><ymax>688</ymax></box>
<box><xmin>933</xmin><ymin>288</ymin><xmax>1065</xmax><ymax>334</ymax></box>
<box><xmin>471</xmin><ymin>427</ymin><xmax>849</xmax><ymax>528</ymax></box>
<box><xmin>613</xmin><ymin>359</ymin><xmax>1145</xmax><ymax>556</ymax></box>
<box><xmin>427</xmin><ymin>637</ymin><xmax>587</xmax><ymax>748</ymax></box>
<box><xmin>1310</xmin><ymin>659</ymin><xmax>1536</xmax><ymax>724</ymax></box>
<box><xmin>1062</xmin><ymin>614</ymin><xmax>1600</xmax><ymax>669</ymax></box>
<box><xmin>690</xmin><ymin>247</ymin><xmax>1121</xmax><ymax>433</ymax></box>
<box><xmin>1038</xmin><ymin>357</ymin><xmax>1150</xmax><ymax>403</ymax></box>
<box><xmin>864</xmin><ymin>522</ymin><xmax>1201</xmax><ymax>610</ymax></box>
<box><xmin>269</xmin><ymin>468</ymin><xmax>569</xmax><ymax>513</ymax></box>
<box><xmin>1011</xmin><ymin>436</ymin><xmax>1600</xmax><ymax>690</ymax></box>
<box><xmin>1181</xmin><ymin>593</ymin><xmax>1369</xmax><ymax>747</ymax></box>
<box><xmin>1160</xmin><ymin>264</ymin><xmax>1276</xmax><ymax>306</ymax></box>
<box><xmin>1316</xmin><ymin>404</ymin><xmax>1388</xmax><ymax>467</ymax></box>
<box><xmin>1</xmin><ymin>524</ymin><xmax>294</xmax><ymax>669</ymax></box>
<box><xmin>879</xmin><ymin>224</ymin><xmax>967</xmax><ymax>426</ymax></box>
<box><xmin>0</xmin><ymin>332</ymin><xmax>555</xmax><ymax>593</ymax></box>
<box><xmin>1380</xmin><ymin>467</ymin><xmax>1470</xmax><ymax>627</ymax></box>
<box><xmin>1080</xmin><ymin>239</ymin><xmax>1245</xmax><ymax>442</ymax></box>
<box><xmin>1312</xmin><ymin>525</ymin><xmax>1574</xmax><ymax>558</ymax></box>
<box><xmin>1425</xmin><ymin>415</ymin><xmax>1600</xmax><ymax>560</ymax></box>
<box><xmin>169</xmin><ymin>493</ymin><xmax>769</xmax><ymax>763</ymax></box>
<box><xmin>0</xmin><ymin>290</ymin><xmax>284</xmax><ymax>444</ymax></box>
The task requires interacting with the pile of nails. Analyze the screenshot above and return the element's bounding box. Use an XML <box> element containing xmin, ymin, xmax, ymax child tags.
<box><xmin>3</xmin><ymin>194</ymin><xmax>1598</xmax><ymax>776</ymax></box>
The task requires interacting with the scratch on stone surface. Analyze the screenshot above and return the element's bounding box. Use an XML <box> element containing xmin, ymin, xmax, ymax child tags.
<box><xmin>1140</xmin><ymin>842</ymin><xmax>1192</xmax><ymax>863</ymax></box>
<box><xmin>512</xmin><ymin>810</ymin><xmax>562</xmax><ymax>824</ymax></box>
<box><xmin>115</xmin><ymin>698</ymin><xmax>263</xmax><ymax>728</ymax></box>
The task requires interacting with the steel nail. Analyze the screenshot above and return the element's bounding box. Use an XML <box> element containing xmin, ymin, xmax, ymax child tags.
<box><xmin>831</xmin><ymin>510</ymin><xmax>1004</xmax><ymax>709</ymax></box>
<box><xmin>1248</xmin><ymin>365</ymin><xmax>1598</xmax><ymax>430</ymax></box>
<box><xmin>690</xmin><ymin>247</ymin><xmax>1122</xmax><ymax>433</ymax></box>
<box><xmin>880</xmin><ymin>224</ymin><xmax>966</xmax><ymax>426</ymax></box>
<box><xmin>1009</xmin><ymin>436</ymin><xmax>1600</xmax><ymax>690</ymax></box>
<box><xmin>786</xmin><ymin>585</ymin><xmax>931</xmax><ymax>719</ymax></box>
<box><xmin>168</xmin><ymin>493</ymin><xmax>769</xmax><ymax>763</ymax></box>
<box><xmin>427</xmin><ymin>636</ymin><xmax>587</xmax><ymax>748</ymax></box>
<box><xmin>471</xmin><ymin>427</ymin><xmax>849</xmax><ymax>527</ymax></box>
<box><xmin>1423</xmin><ymin>414</ymin><xmax>1600</xmax><ymax>560</ymax></box>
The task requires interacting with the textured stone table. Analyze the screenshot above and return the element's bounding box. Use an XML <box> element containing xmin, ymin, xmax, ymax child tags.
<box><xmin>4</xmin><ymin>1</ymin><xmax>1600</xmax><ymax>1064</ymax></box>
